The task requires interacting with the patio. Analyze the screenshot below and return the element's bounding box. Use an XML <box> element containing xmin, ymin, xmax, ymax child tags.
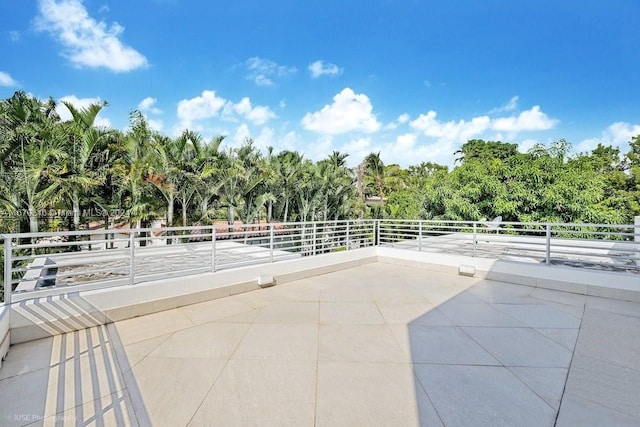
<box><xmin>1</xmin><ymin>262</ymin><xmax>638</xmax><ymax>426</ymax></box>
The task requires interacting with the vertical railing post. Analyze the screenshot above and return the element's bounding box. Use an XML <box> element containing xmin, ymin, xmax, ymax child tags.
<box><xmin>312</xmin><ymin>222</ymin><xmax>317</xmax><ymax>256</ymax></box>
<box><xmin>129</xmin><ymin>231</ymin><xmax>135</xmax><ymax>285</ymax></box>
<box><xmin>346</xmin><ymin>220</ymin><xmax>350</xmax><ymax>251</ymax></box>
<box><xmin>545</xmin><ymin>223</ymin><xmax>551</xmax><ymax>266</ymax></box>
<box><xmin>4</xmin><ymin>238</ymin><xmax>12</xmax><ymax>306</ymax></box>
<box><xmin>472</xmin><ymin>222</ymin><xmax>477</xmax><ymax>257</ymax></box>
<box><xmin>211</xmin><ymin>226</ymin><xmax>216</xmax><ymax>273</ymax></box>
<box><xmin>418</xmin><ymin>221</ymin><xmax>423</xmax><ymax>252</ymax></box>
<box><xmin>269</xmin><ymin>224</ymin><xmax>274</xmax><ymax>263</ymax></box>
<box><xmin>376</xmin><ymin>219</ymin><xmax>381</xmax><ymax>246</ymax></box>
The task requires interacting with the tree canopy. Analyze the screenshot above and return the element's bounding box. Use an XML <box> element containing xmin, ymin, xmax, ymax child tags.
<box><xmin>1</xmin><ymin>91</ymin><xmax>638</xmax><ymax>235</ymax></box>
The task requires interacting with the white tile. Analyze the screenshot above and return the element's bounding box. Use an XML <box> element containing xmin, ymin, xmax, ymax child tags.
<box><xmin>462</xmin><ymin>327</ymin><xmax>573</xmax><ymax>368</ymax></box>
<box><xmin>253</xmin><ymin>301</ymin><xmax>319</xmax><ymax>324</ymax></box>
<box><xmin>508</xmin><ymin>367</ymin><xmax>568</xmax><ymax>409</ymax></box>
<box><xmin>0</xmin><ymin>336</ymin><xmax>55</xmax><ymax>380</ymax></box>
<box><xmin>406</xmin><ymin>325</ymin><xmax>499</xmax><ymax>365</ymax></box>
<box><xmin>438</xmin><ymin>303</ymin><xmax>526</xmax><ymax>327</ymax></box>
<box><xmin>535</xmin><ymin>328</ymin><xmax>580</xmax><ymax>351</ymax></box>
<box><xmin>189</xmin><ymin>359</ymin><xmax>316</xmax><ymax>426</ymax></box>
<box><xmin>109</xmin><ymin>309</ymin><xmax>194</xmax><ymax>346</ymax></box>
<box><xmin>557</xmin><ymin>393</ymin><xmax>638</xmax><ymax>426</ymax></box>
<box><xmin>149</xmin><ymin>322</ymin><xmax>249</xmax><ymax>359</ymax></box>
<box><xmin>320</xmin><ymin>302</ymin><xmax>385</xmax><ymax>325</ymax></box>
<box><xmin>414</xmin><ymin>365</ymin><xmax>556</xmax><ymax>426</ymax></box>
<box><xmin>375</xmin><ymin>301</ymin><xmax>436</xmax><ymax>325</ymax></box>
<box><xmin>585</xmin><ymin>296</ymin><xmax>640</xmax><ymax>318</ymax></box>
<box><xmin>318</xmin><ymin>324</ymin><xmax>407</xmax><ymax>363</ymax></box>
<box><xmin>493</xmin><ymin>304</ymin><xmax>582</xmax><ymax>329</ymax></box>
<box><xmin>125</xmin><ymin>357</ymin><xmax>226</xmax><ymax>427</ymax></box>
<box><xmin>564</xmin><ymin>355</ymin><xmax>640</xmax><ymax>418</ymax></box>
<box><xmin>41</xmin><ymin>390</ymin><xmax>138</xmax><ymax>427</ymax></box>
<box><xmin>178</xmin><ymin>298</ymin><xmax>254</xmax><ymax>325</ymax></box>
<box><xmin>232</xmin><ymin>324</ymin><xmax>318</xmax><ymax>361</ymax></box>
<box><xmin>316</xmin><ymin>361</ymin><xmax>439</xmax><ymax>426</ymax></box>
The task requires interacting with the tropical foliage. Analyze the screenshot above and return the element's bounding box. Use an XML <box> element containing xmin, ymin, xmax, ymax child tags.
<box><xmin>1</xmin><ymin>91</ymin><xmax>639</xmax><ymax>236</ymax></box>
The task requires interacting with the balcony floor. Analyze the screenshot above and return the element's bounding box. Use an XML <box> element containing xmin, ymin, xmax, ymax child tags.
<box><xmin>1</xmin><ymin>262</ymin><xmax>639</xmax><ymax>426</ymax></box>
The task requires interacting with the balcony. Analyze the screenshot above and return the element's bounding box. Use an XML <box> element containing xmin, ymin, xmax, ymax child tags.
<box><xmin>0</xmin><ymin>220</ymin><xmax>639</xmax><ymax>425</ymax></box>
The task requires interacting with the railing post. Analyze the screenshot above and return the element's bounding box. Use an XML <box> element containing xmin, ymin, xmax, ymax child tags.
<box><xmin>129</xmin><ymin>231</ymin><xmax>135</xmax><ymax>285</ymax></box>
<box><xmin>418</xmin><ymin>221</ymin><xmax>423</xmax><ymax>252</ymax></box>
<box><xmin>312</xmin><ymin>222</ymin><xmax>317</xmax><ymax>256</ymax></box>
<box><xmin>211</xmin><ymin>226</ymin><xmax>217</xmax><ymax>273</ymax></box>
<box><xmin>376</xmin><ymin>220</ymin><xmax>381</xmax><ymax>246</ymax></box>
<box><xmin>545</xmin><ymin>223</ymin><xmax>551</xmax><ymax>266</ymax></box>
<box><xmin>270</xmin><ymin>224</ymin><xmax>274</xmax><ymax>263</ymax></box>
<box><xmin>472</xmin><ymin>222</ymin><xmax>477</xmax><ymax>257</ymax></box>
<box><xmin>4</xmin><ymin>238</ymin><xmax>12</xmax><ymax>306</ymax></box>
<box><xmin>346</xmin><ymin>220</ymin><xmax>350</xmax><ymax>251</ymax></box>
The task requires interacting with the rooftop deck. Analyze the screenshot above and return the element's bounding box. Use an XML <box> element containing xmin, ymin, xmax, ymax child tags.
<box><xmin>1</xmin><ymin>262</ymin><xmax>638</xmax><ymax>426</ymax></box>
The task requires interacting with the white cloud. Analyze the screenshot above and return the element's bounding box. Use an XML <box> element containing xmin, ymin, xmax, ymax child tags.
<box><xmin>305</xmin><ymin>135</ymin><xmax>335</xmax><ymax>161</ymax></box>
<box><xmin>308</xmin><ymin>60</ymin><xmax>343</xmax><ymax>78</ymax></box>
<box><xmin>492</xmin><ymin>105</ymin><xmax>558</xmax><ymax>132</ymax></box>
<box><xmin>177</xmin><ymin>90</ymin><xmax>275</xmax><ymax>132</ymax></box>
<box><xmin>280</xmin><ymin>131</ymin><xmax>301</xmax><ymax>151</ymax></box>
<box><xmin>226</xmin><ymin>97</ymin><xmax>276</xmax><ymax>126</ymax></box>
<box><xmin>395</xmin><ymin>133</ymin><xmax>416</xmax><ymax>150</ymax></box>
<box><xmin>576</xmin><ymin>122</ymin><xmax>640</xmax><ymax>153</ymax></box>
<box><xmin>232</xmin><ymin>123</ymin><xmax>252</xmax><ymax>147</ymax></box>
<box><xmin>341</xmin><ymin>137</ymin><xmax>372</xmax><ymax>159</ymax></box>
<box><xmin>0</xmin><ymin>71</ymin><xmax>18</xmax><ymax>87</ymax></box>
<box><xmin>253</xmin><ymin>127</ymin><xmax>276</xmax><ymax>150</ymax></box>
<box><xmin>410</xmin><ymin>111</ymin><xmax>492</xmax><ymax>141</ymax></box>
<box><xmin>176</xmin><ymin>90</ymin><xmax>227</xmax><ymax>129</ymax></box>
<box><xmin>398</xmin><ymin>113</ymin><xmax>410</xmax><ymax>124</ymax></box>
<box><xmin>147</xmin><ymin>118</ymin><xmax>163</xmax><ymax>132</ymax></box>
<box><xmin>302</xmin><ymin>88</ymin><xmax>382</xmax><ymax>135</ymax></box>
<box><xmin>138</xmin><ymin>97</ymin><xmax>162</xmax><ymax>114</ymax></box>
<box><xmin>409</xmin><ymin>105</ymin><xmax>557</xmax><ymax>147</ymax></box>
<box><xmin>35</xmin><ymin>0</ymin><xmax>147</xmax><ymax>72</ymax></box>
<box><xmin>516</xmin><ymin>138</ymin><xmax>539</xmax><ymax>153</ymax></box>
<box><xmin>489</xmin><ymin>96</ymin><xmax>519</xmax><ymax>114</ymax></box>
<box><xmin>244</xmin><ymin>57</ymin><xmax>296</xmax><ymax>87</ymax></box>
<box><xmin>57</xmin><ymin>95</ymin><xmax>111</xmax><ymax>127</ymax></box>
<box><xmin>384</xmin><ymin>113</ymin><xmax>411</xmax><ymax>130</ymax></box>
<box><xmin>135</xmin><ymin>97</ymin><xmax>163</xmax><ymax>131</ymax></box>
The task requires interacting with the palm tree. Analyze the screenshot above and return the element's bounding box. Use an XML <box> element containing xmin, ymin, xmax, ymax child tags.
<box><xmin>360</xmin><ymin>152</ymin><xmax>403</xmax><ymax>218</ymax></box>
<box><xmin>58</xmin><ymin>100</ymin><xmax>109</xmax><ymax>231</ymax></box>
<box><xmin>173</xmin><ymin>130</ymin><xmax>204</xmax><ymax>227</ymax></box>
<box><xmin>196</xmin><ymin>135</ymin><xmax>225</xmax><ymax>223</ymax></box>
<box><xmin>273</xmin><ymin>150</ymin><xmax>304</xmax><ymax>222</ymax></box>
<box><xmin>0</xmin><ymin>92</ymin><xmax>65</xmax><ymax>233</ymax></box>
<box><xmin>119</xmin><ymin>111</ymin><xmax>159</xmax><ymax>234</ymax></box>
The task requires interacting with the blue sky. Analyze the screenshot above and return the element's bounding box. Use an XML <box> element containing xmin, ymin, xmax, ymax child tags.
<box><xmin>1</xmin><ymin>0</ymin><xmax>639</xmax><ymax>167</ymax></box>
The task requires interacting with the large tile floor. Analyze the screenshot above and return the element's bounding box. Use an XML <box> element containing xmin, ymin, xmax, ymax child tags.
<box><xmin>1</xmin><ymin>263</ymin><xmax>639</xmax><ymax>426</ymax></box>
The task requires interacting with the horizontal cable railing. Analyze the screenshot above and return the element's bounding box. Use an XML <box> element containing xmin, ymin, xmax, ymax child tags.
<box><xmin>378</xmin><ymin>219</ymin><xmax>640</xmax><ymax>272</ymax></box>
<box><xmin>0</xmin><ymin>220</ymin><xmax>377</xmax><ymax>304</ymax></box>
<box><xmin>1</xmin><ymin>219</ymin><xmax>638</xmax><ymax>305</ymax></box>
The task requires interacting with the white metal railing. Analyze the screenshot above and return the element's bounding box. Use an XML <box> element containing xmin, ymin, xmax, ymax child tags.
<box><xmin>0</xmin><ymin>220</ymin><xmax>376</xmax><ymax>304</ymax></box>
<box><xmin>378</xmin><ymin>219</ymin><xmax>640</xmax><ymax>272</ymax></box>
<box><xmin>1</xmin><ymin>218</ymin><xmax>638</xmax><ymax>305</ymax></box>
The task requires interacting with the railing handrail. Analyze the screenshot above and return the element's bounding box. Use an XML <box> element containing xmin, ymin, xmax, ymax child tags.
<box><xmin>1</xmin><ymin>218</ymin><xmax>638</xmax><ymax>304</ymax></box>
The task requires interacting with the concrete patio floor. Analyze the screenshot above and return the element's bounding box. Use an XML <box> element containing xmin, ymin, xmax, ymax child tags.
<box><xmin>1</xmin><ymin>262</ymin><xmax>639</xmax><ymax>426</ymax></box>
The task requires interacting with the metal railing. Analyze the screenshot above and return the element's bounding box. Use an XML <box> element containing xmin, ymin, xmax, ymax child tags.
<box><xmin>378</xmin><ymin>219</ymin><xmax>640</xmax><ymax>272</ymax></box>
<box><xmin>0</xmin><ymin>220</ymin><xmax>376</xmax><ymax>304</ymax></box>
<box><xmin>1</xmin><ymin>218</ymin><xmax>638</xmax><ymax>305</ymax></box>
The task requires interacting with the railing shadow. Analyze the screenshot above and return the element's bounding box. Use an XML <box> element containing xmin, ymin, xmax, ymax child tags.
<box><xmin>0</xmin><ymin>295</ymin><xmax>149</xmax><ymax>426</ymax></box>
